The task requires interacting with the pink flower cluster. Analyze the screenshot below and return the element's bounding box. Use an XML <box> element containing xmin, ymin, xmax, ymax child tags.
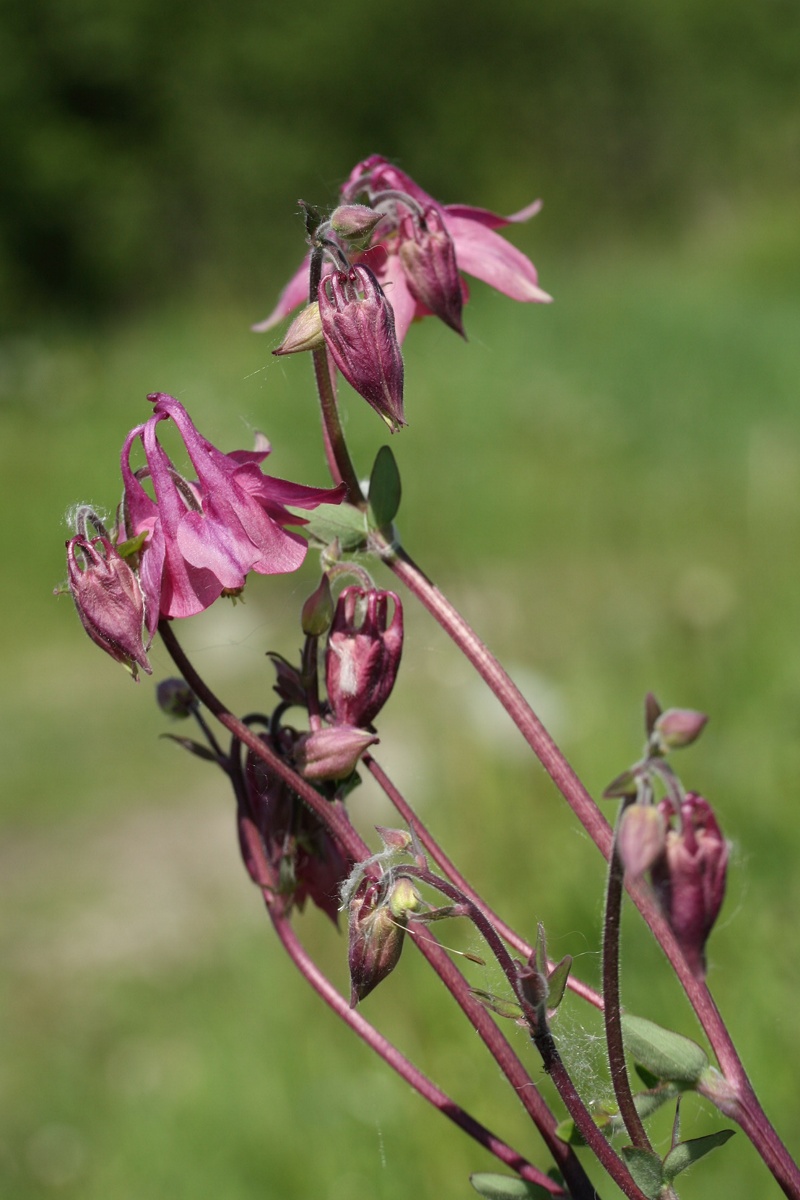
<box><xmin>256</xmin><ymin>154</ymin><xmax>550</xmax><ymax>344</ymax></box>
<box><xmin>257</xmin><ymin>156</ymin><xmax>550</xmax><ymax>429</ymax></box>
<box><xmin>66</xmin><ymin>393</ymin><xmax>344</xmax><ymax>676</ymax></box>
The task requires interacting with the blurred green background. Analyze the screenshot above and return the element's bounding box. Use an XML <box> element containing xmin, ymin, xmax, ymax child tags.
<box><xmin>2</xmin><ymin>1</ymin><xmax>800</xmax><ymax>1197</ymax></box>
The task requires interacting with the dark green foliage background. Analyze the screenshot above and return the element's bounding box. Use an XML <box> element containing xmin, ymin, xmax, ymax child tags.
<box><xmin>1</xmin><ymin>0</ymin><xmax>798</xmax><ymax>321</ymax></box>
<box><xmin>2</xmin><ymin>3</ymin><xmax>799</xmax><ymax>1199</ymax></box>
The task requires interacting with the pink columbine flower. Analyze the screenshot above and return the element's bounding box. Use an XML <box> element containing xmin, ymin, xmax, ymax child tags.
<box><xmin>253</xmin><ymin>154</ymin><xmax>551</xmax><ymax>345</ymax></box>
<box><xmin>651</xmin><ymin>793</ymin><xmax>728</xmax><ymax>980</ymax></box>
<box><xmin>325</xmin><ymin>586</ymin><xmax>404</xmax><ymax>729</ymax></box>
<box><xmin>121</xmin><ymin>392</ymin><xmax>345</xmax><ymax>626</ymax></box>
<box><xmin>318</xmin><ymin>265</ymin><xmax>406</xmax><ymax>431</ymax></box>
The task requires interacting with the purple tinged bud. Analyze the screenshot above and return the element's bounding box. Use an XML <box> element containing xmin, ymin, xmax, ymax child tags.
<box><xmin>348</xmin><ymin>876</ymin><xmax>422</xmax><ymax>1005</ymax></box>
<box><xmin>329</xmin><ymin>204</ymin><xmax>383</xmax><ymax>246</ymax></box>
<box><xmin>326</xmin><ymin>587</ymin><xmax>403</xmax><ymax>728</ymax></box>
<box><xmin>617</xmin><ymin>804</ymin><xmax>666</xmax><ymax>878</ymax></box>
<box><xmin>399</xmin><ymin>206</ymin><xmax>465</xmax><ymax>336</ymax></box>
<box><xmin>653</xmin><ymin>708</ymin><xmax>709</xmax><ymax>751</ymax></box>
<box><xmin>650</xmin><ymin>793</ymin><xmax>728</xmax><ymax>980</ymax></box>
<box><xmin>294</xmin><ymin>724</ymin><xmax>378</xmax><ymax>781</ymax></box>
<box><xmin>156</xmin><ymin>677</ymin><xmax>196</xmax><ymax>717</ymax></box>
<box><xmin>272</xmin><ymin>302</ymin><xmax>325</xmax><ymax>356</ymax></box>
<box><xmin>66</xmin><ymin>534</ymin><xmax>151</xmax><ymax>678</ymax></box>
<box><xmin>318</xmin><ymin>265</ymin><xmax>406</xmax><ymax>431</ymax></box>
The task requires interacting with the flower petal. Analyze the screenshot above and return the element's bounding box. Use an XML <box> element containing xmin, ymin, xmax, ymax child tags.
<box><xmin>443</xmin><ymin>214</ymin><xmax>552</xmax><ymax>303</ymax></box>
<box><xmin>252</xmin><ymin>256</ymin><xmax>311</xmax><ymax>331</ymax></box>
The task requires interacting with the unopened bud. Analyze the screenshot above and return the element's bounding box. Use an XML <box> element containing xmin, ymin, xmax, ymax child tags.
<box><xmin>301</xmin><ymin>575</ymin><xmax>334</xmax><ymax>637</ymax></box>
<box><xmin>653</xmin><ymin>708</ymin><xmax>709</xmax><ymax>752</ymax></box>
<box><xmin>272</xmin><ymin>302</ymin><xmax>325</xmax><ymax>356</ymax></box>
<box><xmin>348</xmin><ymin>876</ymin><xmax>422</xmax><ymax>1005</ymax></box>
<box><xmin>329</xmin><ymin>204</ymin><xmax>383</xmax><ymax>246</ymax></box>
<box><xmin>156</xmin><ymin>677</ymin><xmax>196</xmax><ymax>718</ymax></box>
<box><xmin>617</xmin><ymin>804</ymin><xmax>666</xmax><ymax>877</ymax></box>
<box><xmin>294</xmin><ymin>724</ymin><xmax>378</xmax><ymax>781</ymax></box>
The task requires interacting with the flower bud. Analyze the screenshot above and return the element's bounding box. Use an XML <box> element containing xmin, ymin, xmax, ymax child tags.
<box><xmin>650</xmin><ymin>793</ymin><xmax>728</xmax><ymax>979</ymax></box>
<box><xmin>653</xmin><ymin>708</ymin><xmax>709</xmax><ymax>752</ymax></box>
<box><xmin>156</xmin><ymin>677</ymin><xmax>196</xmax><ymax>717</ymax></box>
<box><xmin>318</xmin><ymin>265</ymin><xmax>406</xmax><ymax>431</ymax></box>
<box><xmin>294</xmin><ymin>724</ymin><xmax>378</xmax><ymax>781</ymax></box>
<box><xmin>617</xmin><ymin>803</ymin><xmax>666</xmax><ymax>878</ymax></box>
<box><xmin>348</xmin><ymin>876</ymin><xmax>422</xmax><ymax>1005</ymax></box>
<box><xmin>65</xmin><ymin>534</ymin><xmax>151</xmax><ymax>678</ymax></box>
<box><xmin>301</xmin><ymin>575</ymin><xmax>334</xmax><ymax>637</ymax></box>
<box><xmin>325</xmin><ymin>587</ymin><xmax>403</xmax><ymax>728</ymax></box>
<box><xmin>272</xmin><ymin>302</ymin><xmax>325</xmax><ymax>356</ymax></box>
<box><xmin>399</xmin><ymin>206</ymin><xmax>465</xmax><ymax>336</ymax></box>
<box><xmin>329</xmin><ymin>204</ymin><xmax>383</xmax><ymax>246</ymax></box>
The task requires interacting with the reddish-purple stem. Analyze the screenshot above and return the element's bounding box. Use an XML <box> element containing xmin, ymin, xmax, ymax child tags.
<box><xmin>375</xmin><ymin>539</ymin><xmax>800</xmax><ymax>1198</ymax></box>
<box><xmin>235</xmin><ymin>810</ymin><xmax>562</xmax><ymax>1194</ymax></box>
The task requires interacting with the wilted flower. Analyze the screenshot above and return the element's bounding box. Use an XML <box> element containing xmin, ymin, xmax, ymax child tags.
<box><xmin>254</xmin><ymin>154</ymin><xmax>550</xmax><ymax>345</ymax></box>
<box><xmin>347</xmin><ymin>875</ymin><xmax>422</xmax><ymax>1005</ymax></box>
<box><xmin>65</xmin><ymin>530</ymin><xmax>151</xmax><ymax>678</ymax></box>
<box><xmin>241</xmin><ymin>739</ymin><xmax>353</xmax><ymax>924</ymax></box>
<box><xmin>317</xmin><ymin>266</ymin><xmax>405</xmax><ymax>431</ymax></box>
<box><xmin>650</xmin><ymin>793</ymin><xmax>728</xmax><ymax>979</ymax></box>
<box><xmin>325</xmin><ymin>586</ymin><xmax>403</xmax><ymax>728</ymax></box>
<box><xmin>120</xmin><ymin>392</ymin><xmax>345</xmax><ymax>625</ymax></box>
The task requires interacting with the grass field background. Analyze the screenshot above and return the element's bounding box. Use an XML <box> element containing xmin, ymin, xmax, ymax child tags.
<box><xmin>3</xmin><ymin>192</ymin><xmax>800</xmax><ymax>1199</ymax></box>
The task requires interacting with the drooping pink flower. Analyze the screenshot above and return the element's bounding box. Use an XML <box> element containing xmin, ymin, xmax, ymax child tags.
<box><xmin>318</xmin><ymin>265</ymin><xmax>405</xmax><ymax>431</ymax></box>
<box><xmin>254</xmin><ymin>154</ymin><xmax>551</xmax><ymax>344</ymax></box>
<box><xmin>650</xmin><ymin>793</ymin><xmax>728</xmax><ymax>980</ymax></box>
<box><xmin>121</xmin><ymin>392</ymin><xmax>345</xmax><ymax>624</ymax></box>
<box><xmin>65</xmin><ymin>531</ymin><xmax>152</xmax><ymax>678</ymax></box>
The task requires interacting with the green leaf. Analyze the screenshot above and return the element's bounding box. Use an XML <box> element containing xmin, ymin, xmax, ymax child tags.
<box><xmin>116</xmin><ymin>530</ymin><xmax>148</xmax><ymax>558</ymax></box>
<box><xmin>367</xmin><ymin>445</ymin><xmax>402</xmax><ymax>529</ymax></box>
<box><xmin>554</xmin><ymin>1117</ymin><xmax>584</xmax><ymax>1146</ymax></box>
<box><xmin>468</xmin><ymin>988</ymin><xmax>524</xmax><ymax>1021</ymax></box>
<box><xmin>469</xmin><ymin>1172</ymin><xmax>553</xmax><ymax>1200</ymax></box>
<box><xmin>602</xmin><ymin>768</ymin><xmax>639</xmax><ymax>799</ymax></box>
<box><xmin>290</xmin><ymin>503</ymin><xmax>367</xmax><ymax>553</ymax></box>
<box><xmin>622</xmin><ymin>1013</ymin><xmax>709</xmax><ymax>1083</ymax></box>
<box><xmin>662</xmin><ymin>1129</ymin><xmax>735</xmax><ymax>1182</ymax></box>
<box><xmin>620</xmin><ymin>1147</ymin><xmax>664</xmax><ymax>1199</ymax></box>
<box><xmin>545</xmin><ymin>954</ymin><xmax>572</xmax><ymax>1011</ymax></box>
